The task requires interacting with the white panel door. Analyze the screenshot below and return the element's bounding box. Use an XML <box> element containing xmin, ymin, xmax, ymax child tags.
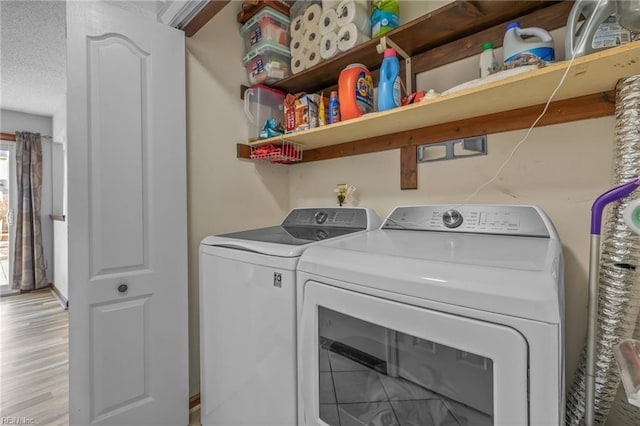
<box><xmin>67</xmin><ymin>2</ymin><xmax>188</xmax><ymax>425</ymax></box>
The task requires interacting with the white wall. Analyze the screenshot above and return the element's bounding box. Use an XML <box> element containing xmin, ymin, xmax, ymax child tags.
<box><xmin>399</xmin><ymin>0</ymin><xmax>452</xmax><ymax>25</ymax></box>
<box><xmin>1</xmin><ymin>109</ymin><xmax>52</xmax><ymax>135</ymax></box>
<box><xmin>52</xmin><ymin>100</ymin><xmax>68</xmax><ymax>301</ymax></box>
<box><xmin>0</xmin><ymin>109</ymin><xmax>54</xmax><ymax>285</ymax></box>
<box><xmin>186</xmin><ymin>2</ymin><xmax>290</xmax><ymax>396</ymax></box>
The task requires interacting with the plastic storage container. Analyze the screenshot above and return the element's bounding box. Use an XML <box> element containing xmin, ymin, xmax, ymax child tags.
<box><xmin>244</xmin><ymin>84</ymin><xmax>286</xmax><ymax>141</ymax></box>
<box><xmin>242</xmin><ymin>42</ymin><xmax>292</xmax><ymax>85</ymax></box>
<box><xmin>240</xmin><ymin>7</ymin><xmax>290</xmax><ymax>52</ymax></box>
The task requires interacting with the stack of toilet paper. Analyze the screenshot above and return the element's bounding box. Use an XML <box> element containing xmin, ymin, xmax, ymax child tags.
<box><xmin>319</xmin><ymin>0</ymin><xmax>371</xmax><ymax>61</ymax></box>
<box><xmin>290</xmin><ymin>2</ymin><xmax>324</xmax><ymax>74</ymax></box>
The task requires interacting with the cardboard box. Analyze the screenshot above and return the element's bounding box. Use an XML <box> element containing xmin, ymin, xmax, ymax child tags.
<box><xmin>284</xmin><ymin>93</ymin><xmax>320</xmax><ymax>133</ymax></box>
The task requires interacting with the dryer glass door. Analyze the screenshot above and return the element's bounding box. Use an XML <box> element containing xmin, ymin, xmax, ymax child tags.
<box><xmin>300</xmin><ymin>282</ymin><xmax>528</xmax><ymax>426</ymax></box>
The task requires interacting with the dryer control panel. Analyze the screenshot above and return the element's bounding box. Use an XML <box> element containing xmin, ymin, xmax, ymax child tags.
<box><xmin>382</xmin><ymin>204</ymin><xmax>551</xmax><ymax>237</ymax></box>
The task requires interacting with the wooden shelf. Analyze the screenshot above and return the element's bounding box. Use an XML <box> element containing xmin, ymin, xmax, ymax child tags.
<box><xmin>269</xmin><ymin>1</ymin><xmax>559</xmax><ymax>94</ymax></box>
<box><xmin>247</xmin><ymin>41</ymin><xmax>640</xmax><ymax>151</ymax></box>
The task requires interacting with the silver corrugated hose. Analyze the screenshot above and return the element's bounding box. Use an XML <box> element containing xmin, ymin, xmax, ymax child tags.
<box><xmin>565</xmin><ymin>75</ymin><xmax>640</xmax><ymax>425</ymax></box>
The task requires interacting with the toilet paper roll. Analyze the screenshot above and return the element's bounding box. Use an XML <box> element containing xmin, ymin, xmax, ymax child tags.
<box><xmin>290</xmin><ymin>35</ymin><xmax>309</xmax><ymax>57</ymax></box>
<box><xmin>290</xmin><ymin>15</ymin><xmax>306</xmax><ymax>39</ymax></box>
<box><xmin>322</xmin><ymin>0</ymin><xmax>341</xmax><ymax>11</ymax></box>
<box><xmin>304</xmin><ymin>28</ymin><xmax>321</xmax><ymax>50</ymax></box>
<box><xmin>291</xmin><ymin>55</ymin><xmax>306</xmax><ymax>74</ymax></box>
<box><xmin>320</xmin><ymin>32</ymin><xmax>339</xmax><ymax>60</ymax></box>
<box><xmin>337</xmin><ymin>23</ymin><xmax>371</xmax><ymax>52</ymax></box>
<box><xmin>336</xmin><ymin>0</ymin><xmax>371</xmax><ymax>36</ymax></box>
<box><xmin>303</xmin><ymin>3</ymin><xmax>322</xmax><ymax>29</ymax></box>
<box><xmin>304</xmin><ymin>44</ymin><xmax>322</xmax><ymax>69</ymax></box>
<box><xmin>319</xmin><ymin>8</ymin><xmax>338</xmax><ymax>35</ymax></box>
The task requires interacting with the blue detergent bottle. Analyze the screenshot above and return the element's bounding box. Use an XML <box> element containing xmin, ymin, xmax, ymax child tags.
<box><xmin>329</xmin><ymin>91</ymin><xmax>341</xmax><ymax>124</ymax></box>
<box><xmin>377</xmin><ymin>47</ymin><xmax>400</xmax><ymax>112</ymax></box>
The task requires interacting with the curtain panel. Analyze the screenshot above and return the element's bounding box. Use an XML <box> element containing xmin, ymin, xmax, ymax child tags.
<box><xmin>12</xmin><ymin>131</ymin><xmax>47</xmax><ymax>291</ymax></box>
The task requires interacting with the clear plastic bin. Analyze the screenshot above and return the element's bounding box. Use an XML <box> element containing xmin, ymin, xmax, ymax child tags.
<box><xmin>244</xmin><ymin>84</ymin><xmax>286</xmax><ymax>141</ymax></box>
<box><xmin>240</xmin><ymin>7</ymin><xmax>290</xmax><ymax>52</ymax></box>
<box><xmin>242</xmin><ymin>42</ymin><xmax>292</xmax><ymax>86</ymax></box>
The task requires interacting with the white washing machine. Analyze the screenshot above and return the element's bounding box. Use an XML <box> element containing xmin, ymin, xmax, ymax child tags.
<box><xmin>297</xmin><ymin>204</ymin><xmax>564</xmax><ymax>426</ymax></box>
<box><xmin>199</xmin><ymin>207</ymin><xmax>380</xmax><ymax>426</ymax></box>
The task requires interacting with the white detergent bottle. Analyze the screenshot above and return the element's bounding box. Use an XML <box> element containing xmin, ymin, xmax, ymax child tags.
<box><xmin>479</xmin><ymin>42</ymin><xmax>498</xmax><ymax>78</ymax></box>
<box><xmin>503</xmin><ymin>21</ymin><xmax>555</xmax><ymax>63</ymax></box>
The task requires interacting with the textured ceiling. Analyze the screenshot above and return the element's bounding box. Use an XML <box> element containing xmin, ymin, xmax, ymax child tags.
<box><xmin>0</xmin><ymin>0</ymin><xmax>67</xmax><ymax>117</ymax></box>
<box><xmin>0</xmin><ymin>1</ymin><xmax>201</xmax><ymax>118</ymax></box>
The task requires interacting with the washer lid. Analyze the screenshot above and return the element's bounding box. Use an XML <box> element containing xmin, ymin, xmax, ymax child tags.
<box><xmin>200</xmin><ymin>207</ymin><xmax>380</xmax><ymax>257</ymax></box>
<box><xmin>201</xmin><ymin>226</ymin><xmax>365</xmax><ymax>257</ymax></box>
<box><xmin>298</xmin><ymin>228</ymin><xmax>564</xmax><ymax>323</ymax></box>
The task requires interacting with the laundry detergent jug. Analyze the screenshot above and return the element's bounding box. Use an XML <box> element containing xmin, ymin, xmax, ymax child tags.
<box><xmin>618</xmin><ymin>0</ymin><xmax>640</xmax><ymax>32</ymax></box>
<box><xmin>338</xmin><ymin>63</ymin><xmax>373</xmax><ymax>120</ymax></box>
<box><xmin>565</xmin><ymin>0</ymin><xmax>631</xmax><ymax>59</ymax></box>
<box><xmin>503</xmin><ymin>21</ymin><xmax>555</xmax><ymax>63</ymax></box>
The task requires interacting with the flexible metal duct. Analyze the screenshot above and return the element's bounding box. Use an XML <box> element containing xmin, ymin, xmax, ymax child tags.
<box><xmin>565</xmin><ymin>75</ymin><xmax>640</xmax><ymax>425</ymax></box>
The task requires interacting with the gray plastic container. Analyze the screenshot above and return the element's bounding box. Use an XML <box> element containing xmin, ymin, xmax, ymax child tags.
<box><xmin>565</xmin><ymin>0</ymin><xmax>630</xmax><ymax>59</ymax></box>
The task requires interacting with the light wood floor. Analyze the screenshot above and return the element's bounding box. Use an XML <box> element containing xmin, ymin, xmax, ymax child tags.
<box><xmin>1</xmin><ymin>289</ymin><xmax>69</xmax><ymax>425</ymax></box>
<box><xmin>1</xmin><ymin>289</ymin><xmax>201</xmax><ymax>425</ymax></box>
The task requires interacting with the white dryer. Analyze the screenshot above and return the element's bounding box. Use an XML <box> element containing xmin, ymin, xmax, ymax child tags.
<box><xmin>297</xmin><ymin>204</ymin><xmax>564</xmax><ymax>426</ymax></box>
<box><xmin>199</xmin><ymin>207</ymin><xmax>380</xmax><ymax>426</ymax></box>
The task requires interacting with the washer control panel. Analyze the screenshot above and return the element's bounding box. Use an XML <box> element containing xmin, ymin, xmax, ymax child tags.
<box><xmin>282</xmin><ymin>208</ymin><xmax>368</xmax><ymax>229</ymax></box>
<box><xmin>382</xmin><ymin>205</ymin><xmax>550</xmax><ymax>237</ymax></box>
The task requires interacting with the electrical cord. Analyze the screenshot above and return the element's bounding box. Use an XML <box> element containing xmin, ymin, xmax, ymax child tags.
<box><xmin>462</xmin><ymin>34</ymin><xmax>582</xmax><ymax>203</ymax></box>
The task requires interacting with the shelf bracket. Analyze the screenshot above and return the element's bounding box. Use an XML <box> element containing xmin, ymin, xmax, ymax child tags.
<box><xmin>376</xmin><ymin>36</ymin><xmax>412</xmax><ymax>94</ymax></box>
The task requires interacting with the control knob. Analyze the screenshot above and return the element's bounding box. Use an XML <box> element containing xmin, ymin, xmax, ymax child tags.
<box><xmin>314</xmin><ymin>211</ymin><xmax>328</xmax><ymax>224</ymax></box>
<box><xmin>442</xmin><ymin>209</ymin><xmax>463</xmax><ymax>228</ymax></box>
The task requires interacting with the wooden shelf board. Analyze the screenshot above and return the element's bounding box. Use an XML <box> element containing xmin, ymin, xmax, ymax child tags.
<box><xmin>184</xmin><ymin>1</ymin><xmax>231</xmax><ymax>38</ymax></box>
<box><xmin>249</xmin><ymin>41</ymin><xmax>640</xmax><ymax>151</ymax></box>
<box><xmin>237</xmin><ymin>90</ymin><xmax>615</xmax><ymax>162</ymax></box>
<box><xmin>380</xmin><ymin>0</ymin><xmax>557</xmax><ymax>57</ymax></box>
<box><xmin>269</xmin><ymin>1</ymin><xmax>559</xmax><ymax>94</ymax></box>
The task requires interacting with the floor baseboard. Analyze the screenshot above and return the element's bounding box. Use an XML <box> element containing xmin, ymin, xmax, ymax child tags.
<box><xmin>49</xmin><ymin>283</ymin><xmax>69</xmax><ymax>310</ymax></box>
<box><xmin>0</xmin><ymin>284</ymin><xmax>20</xmax><ymax>297</ymax></box>
<box><xmin>189</xmin><ymin>393</ymin><xmax>200</xmax><ymax>410</ymax></box>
